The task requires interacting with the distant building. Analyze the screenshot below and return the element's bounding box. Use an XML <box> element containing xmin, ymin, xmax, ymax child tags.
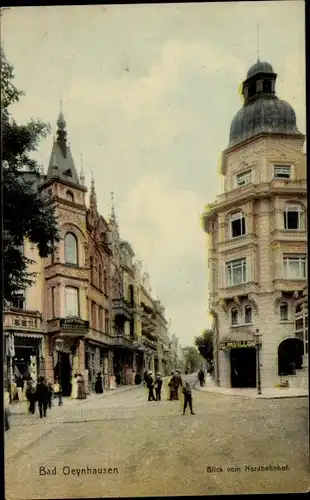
<box><xmin>202</xmin><ymin>60</ymin><xmax>307</xmax><ymax>390</ymax></box>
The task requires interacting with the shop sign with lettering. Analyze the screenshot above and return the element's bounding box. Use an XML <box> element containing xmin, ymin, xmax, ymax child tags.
<box><xmin>219</xmin><ymin>340</ymin><xmax>256</xmax><ymax>350</ymax></box>
<box><xmin>60</xmin><ymin>317</ymin><xmax>89</xmax><ymax>331</ymax></box>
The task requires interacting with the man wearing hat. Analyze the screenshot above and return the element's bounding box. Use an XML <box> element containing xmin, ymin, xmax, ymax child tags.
<box><xmin>146</xmin><ymin>371</ymin><xmax>155</xmax><ymax>401</ymax></box>
<box><xmin>154</xmin><ymin>372</ymin><xmax>163</xmax><ymax>401</ymax></box>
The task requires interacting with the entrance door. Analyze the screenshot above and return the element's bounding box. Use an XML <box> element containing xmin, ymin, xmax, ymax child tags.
<box><xmin>230</xmin><ymin>348</ymin><xmax>256</xmax><ymax>388</ymax></box>
<box><xmin>55</xmin><ymin>352</ymin><xmax>72</xmax><ymax>396</ymax></box>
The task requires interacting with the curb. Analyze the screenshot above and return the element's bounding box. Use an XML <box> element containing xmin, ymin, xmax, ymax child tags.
<box><xmin>194</xmin><ymin>381</ymin><xmax>308</xmax><ymax>399</ymax></box>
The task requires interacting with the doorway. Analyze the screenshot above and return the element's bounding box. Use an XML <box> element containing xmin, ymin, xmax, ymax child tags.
<box><xmin>230</xmin><ymin>347</ymin><xmax>256</xmax><ymax>388</ymax></box>
<box><xmin>278</xmin><ymin>338</ymin><xmax>304</xmax><ymax>375</ymax></box>
<box><xmin>54</xmin><ymin>352</ymin><xmax>72</xmax><ymax>396</ymax></box>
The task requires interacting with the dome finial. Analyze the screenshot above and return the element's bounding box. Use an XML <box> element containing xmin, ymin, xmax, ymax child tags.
<box><xmin>110</xmin><ymin>191</ymin><xmax>117</xmax><ymax>223</ymax></box>
<box><xmin>90</xmin><ymin>171</ymin><xmax>97</xmax><ymax>211</ymax></box>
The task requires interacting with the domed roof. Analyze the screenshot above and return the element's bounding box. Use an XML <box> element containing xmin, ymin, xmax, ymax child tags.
<box><xmin>229</xmin><ymin>97</ymin><xmax>300</xmax><ymax>148</ymax></box>
<box><xmin>246</xmin><ymin>60</ymin><xmax>274</xmax><ymax>79</ymax></box>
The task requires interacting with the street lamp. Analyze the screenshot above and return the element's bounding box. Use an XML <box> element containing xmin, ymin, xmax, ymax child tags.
<box><xmin>255</xmin><ymin>329</ymin><xmax>262</xmax><ymax>395</ymax></box>
<box><xmin>55</xmin><ymin>338</ymin><xmax>64</xmax><ymax>405</ymax></box>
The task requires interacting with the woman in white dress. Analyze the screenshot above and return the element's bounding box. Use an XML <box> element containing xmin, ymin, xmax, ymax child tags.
<box><xmin>109</xmin><ymin>374</ymin><xmax>116</xmax><ymax>391</ymax></box>
<box><xmin>70</xmin><ymin>373</ymin><xmax>78</xmax><ymax>399</ymax></box>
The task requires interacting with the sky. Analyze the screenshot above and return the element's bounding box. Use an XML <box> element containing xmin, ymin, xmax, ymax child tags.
<box><xmin>1</xmin><ymin>2</ymin><xmax>306</xmax><ymax>347</ymax></box>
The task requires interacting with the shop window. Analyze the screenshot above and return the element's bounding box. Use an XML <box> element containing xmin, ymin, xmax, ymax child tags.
<box><xmin>65</xmin><ymin>287</ymin><xmax>79</xmax><ymax>317</ymax></box>
<box><xmin>230</xmin><ymin>211</ymin><xmax>246</xmax><ymax>238</ymax></box>
<box><xmin>64</xmin><ymin>232</ymin><xmax>78</xmax><ymax>265</ymax></box>
<box><xmin>245</xmin><ymin>305</ymin><xmax>252</xmax><ymax>324</ymax></box>
<box><xmin>280</xmin><ymin>302</ymin><xmax>288</xmax><ymax>321</ymax></box>
<box><xmin>231</xmin><ymin>308</ymin><xmax>238</xmax><ymax>326</ymax></box>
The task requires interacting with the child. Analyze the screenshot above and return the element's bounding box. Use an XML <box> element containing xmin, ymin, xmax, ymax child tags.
<box><xmin>182</xmin><ymin>382</ymin><xmax>195</xmax><ymax>415</ymax></box>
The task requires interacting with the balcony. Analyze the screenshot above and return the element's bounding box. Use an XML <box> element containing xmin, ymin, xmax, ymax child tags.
<box><xmin>273</xmin><ymin>279</ymin><xmax>307</xmax><ymax>294</ymax></box>
<box><xmin>112</xmin><ymin>298</ymin><xmax>132</xmax><ymax>321</ymax></box>
<box><xmin>47</xmin><ymin>317</ymin><xmax>89</xmax><ymax>336</ymax></box>
<box><xmin>4</xmin><ymin>308</ymin><xmax>43</xmax><ymax>332</ymax></box>
<box><xmin>142</xmin><ymin>337</ymin><xmax>157</xmax><ymax>351</ymax></box>
<box><xmin>218</xmin><ymin>233</ymin><xmax>258</xmax><ymax>254</ymax></box>
<box><xmin>218</xmin><ymin>281</ymin><xmax>259</xmax><ymax>301</ymax></box>
<box><xmin>113</xmin><ymin>335</ymin><xmax>135</xmax><ymax>349</ymax></box>
<box><xmin>270</xmin><ymin>229</ymin><xmax>307</xmax><ymax>243</ymax></box>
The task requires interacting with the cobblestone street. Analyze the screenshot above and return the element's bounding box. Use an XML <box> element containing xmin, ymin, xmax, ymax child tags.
<box><xmin>5</xmin><ymin>378</ymin><xmax>309</xmax><ymax>498</ymax></box>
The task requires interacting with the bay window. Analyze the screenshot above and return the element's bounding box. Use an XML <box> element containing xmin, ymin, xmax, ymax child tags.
<box><xmin>65</xmin><ymin>287</ymin><xmax>79</xmax><ymax>317</ymax></box>
<box><xmin>283</xmin><ymin>256</ymin><xmax>307</xmax><ymax>279</ymax></box>
<box><xmin>226</xmin><ymin>258</ymin><xmax>247</xmax><ymax>286</ymax></box>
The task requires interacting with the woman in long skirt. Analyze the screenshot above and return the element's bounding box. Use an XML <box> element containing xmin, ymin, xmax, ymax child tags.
<box><xmin>95</xmin><ymin>373</ymin><xmax>103</xmax><ymax>394</ymax></box>
<box><xmin>109</xmin><ymin>374</ymin><xmax>116</xmax><ymax>391</ymax></box>
<box><xmin>70</xmin><ymin>373</ymin><xmax>78</xmax><ymax>399</ymax></box>
<box><xmin>77</xmin><ymin>374</ymin><xmax>86</xmax><ymax>399</ymax></box>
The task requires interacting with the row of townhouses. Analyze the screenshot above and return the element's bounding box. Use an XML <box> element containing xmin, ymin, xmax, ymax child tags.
<box><xmin>202</xmin><ymin>59</ymin><xmax>308</xmax><ymax>391</ymax></box>
<box><xmin>4</xmin><ymin>111</ymin><xmax>183</xmax><ymax>397</ymax></box>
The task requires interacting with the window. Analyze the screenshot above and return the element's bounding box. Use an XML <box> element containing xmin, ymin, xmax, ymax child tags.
<box><xmin>99</xmin><ymin>306</ymin><xmax>103</xmax><ymax>331</ymax></box>
<box><xmin>66</xmin><ymin>190</ymin><xmax>74</xmax><ymax>202</ymax></box>
<box><xmin>236</xmin><ymin>170</ymin><xmax>252</xmax><ymax>187</ymax></box>
<box><xmin>283</xmin><ymin>256</ymin><xmax>307</xmax><ymax>279</ymax></box>
<box><xmin>226</xmin><ymin>258</ymin><xmax>247</xmax><ymax>286</ymax></box>
<box><xmin>103</xmin><ymin>269</ymin><xmax>108</xmax><ymax>295</ymax></box>
<box><xmin>51</xmin><ymin>287</ymin><xmax>56</xmax><ymax>318</ymax></box>
<box><xmin>98</xmin><ymin>264</ymin><xmax>102</xmax><ymax>291</ymax></box>
<box><xmin>65</xmin><ymin>287</ymin><xmax>79</xmax><ymax>317</ymax></box>
<box><xmin>231</xmin><ymin>308</ymin><xmax>238</xmax><ymax>326</ymax></box>
<box><xmin>90</xmin><ymin>257</ymin><xmax>94</xmax><ymax>284</ymax></box>
<box><xmin>280</xmin><ymin>302</ymin><xmax>288</xmax><ymax>321</ymax></box>
<box><xmin>245</xmin><ymin>305</ymin><xmax>252</xmax><ymax>324</ymax></box>
<box><xmin>11</xmin><ymin>293</ymin><xmax>25</xmax><ymax>310</ymax></box>
<box><xmin>64</xmin><ymin>232</ymin><xmax>78</xmax><ymax>265</ymax></box>
<box><xmin>284</xmin><ymin>204</ymin><xmax>302</xmax><ymax>230</ymax></box>
<box><xmin>230</xmin><ymin>211</ymin><xmax>246</xmax><ymax>238</ymax></box>
<box><xmin>105</xmin><ymin>316</ymin><xmax>109</xmax><ymax>334</ymax></box>
<box><xmin>274</xmin><ymin>165</ymin><xmax>291</xmax><ymax>179</ymax></box>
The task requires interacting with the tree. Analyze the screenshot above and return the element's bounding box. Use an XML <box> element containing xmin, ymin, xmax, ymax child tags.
<box><xmin>1</xmin><ymin>48</ymin><xmax>59</xmax><ymax>301</ymax></box>
<box><xmin>194</xmin><ymin>329</ymin><xmax>214</xmax><ymax>363</ymax></box>
<box><xmin>183</xmin><ymin>346</ymin><xmax>201</xmax><ymax>373</ymax></box>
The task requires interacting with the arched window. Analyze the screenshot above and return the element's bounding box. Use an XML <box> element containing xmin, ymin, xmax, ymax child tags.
<box><xmin>103</xmin><ymin>269</ymin><xmax>108</xmax><ymax>295</ymax></box>
<box><xmin>98</xmin><ymin>263</ymin><xmax>102</xmax><ymax>291</ymax></box>
<box><xmin>280</xmin><ymin>302</ymin><xmax>288</xmax><ymax>321</ymax></box>
<box><xmin>65</xmin><ymin>286</ymin><xmax>79</xmax><ymax>317</ymax></box>
<box><xmin>230</xmin><ymin>211</ymin><xmax>246</xmax><ymax>238</ymax></box>
<box><xmin>66</xmin><ymin>190</ymin><xmax>74</xmax><ymax>203</ymax></box>
<box><xmin>64</xmin><ymin>232</ymin><xmax>78</xmax><ymax>265</ymax></box>
<box><xmin>128</xmin><ymin>284</ymin><xmax>134</xmax><ymax>307</ymax></box>
<box><xmin>231</xmin><ymin>308</ymin><xmax>238</xmax><ymax>326</ymax></box>
<box><xmin>245</xmin><ymin>305</ymin><xmax>252</xmax><ymax>324</ymax></box>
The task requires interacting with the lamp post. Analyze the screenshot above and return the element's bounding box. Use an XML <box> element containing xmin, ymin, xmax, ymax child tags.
<box><xmin>255</xmin><ymin>329</ymin><xmax>262</xmax><ymax>395</ymax></box>
<box><xmin>55</xmin><ymin>338</ymin><xmax>63</xmax><ymax>405</ymax></box>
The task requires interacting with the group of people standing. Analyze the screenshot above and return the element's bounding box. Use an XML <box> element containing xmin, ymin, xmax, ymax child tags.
<box><xmin>70</xmin><ymin>373</ymin><xmax>87</xmax><ymax>399</ymax></box>
<box><xmin>25</xmin><ymin>377</ymin><xmax>54</xmax><ymax>418</ymax></box>
<box><xmin>144</xmin><ymin>371</ymin><xmax>163</xmax><ymax>401</ymax></box>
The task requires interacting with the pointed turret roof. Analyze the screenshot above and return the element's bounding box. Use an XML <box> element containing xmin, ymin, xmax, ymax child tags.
<box><xmin>45</xmin><ymin>111</ymin><xmax>80</xmax><ymax>185</ymax></box>
<box><xmin>89</xmin><ymin>174</ymin><xmax>97</xmax><ymax>211</ymax></box>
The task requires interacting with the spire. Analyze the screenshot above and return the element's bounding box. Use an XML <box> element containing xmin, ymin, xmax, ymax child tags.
<box><xmin>90</xmin><ymin>172</ymin><xmax>97</xmax><ymax>211</ymax></box>
<box><xmin>56</xmin><ymin>100</ymin><xmax>67</xmax><ymax>157</ymax></box>
<box><xmin>110</xmin><ymin>191</ymin><xmax>117</xmax><ymax>223</ymax></box>
<box><xmin>79</xmin><ymin>153</ymin><xmax>85</xmax><ymax>185</ymax></box>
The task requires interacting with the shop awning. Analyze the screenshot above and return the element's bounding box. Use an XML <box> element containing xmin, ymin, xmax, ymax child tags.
<box><xmin>5</xmin><ymin>332</ymin><xmax>44</xmax><ymax>339</ymax></box>
<box><xmin>219</xmin><ymin>329</ymin><xmax>257</xmax><ymax>350</ymax></box>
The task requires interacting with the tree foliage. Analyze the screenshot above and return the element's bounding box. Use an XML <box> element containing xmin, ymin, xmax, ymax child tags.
<box><xmin>194</xmin><ymin>329</ymin><xmax>214</xmax><ymax>362</ymax></box>
<box><xmin>1</xmin><ymin>48</ymin><xmax>59</xmax><ymax>301</ymax></box>
<box><xmin>183</xmin><ymin>346</ymin><xmax>201</xmax><ymax>373</ymax></box>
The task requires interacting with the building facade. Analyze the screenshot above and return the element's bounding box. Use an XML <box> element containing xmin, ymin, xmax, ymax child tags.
<box><xmin>202</xmin><ymin>60</ymin><xmax>307</xmax><ymax>390</ymax></box>
<box><xmin>4</xmin><ymin>111</ymin><xmax>172</xmax><ymax>396</ymax></box>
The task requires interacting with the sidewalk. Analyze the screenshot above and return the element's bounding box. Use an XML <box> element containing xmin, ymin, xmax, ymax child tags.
<box><xmin>194</xmin><ymin>375</ymin><xmax>308</xmax><ymax>399</ymax></box>
<box><xmin>8</xmin><ymin>382</ymin><xmax>141</xmax><ymax>414</ymax></box>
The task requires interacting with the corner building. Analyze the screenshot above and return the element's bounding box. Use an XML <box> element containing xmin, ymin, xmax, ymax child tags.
<box><xmin>202</xmin><ymin>60</ymin><xmax>307</xmax><ymax>390</ymax></box>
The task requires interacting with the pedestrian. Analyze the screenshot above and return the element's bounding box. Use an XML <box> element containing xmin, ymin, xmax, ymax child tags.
<box><xmin>54</xmin><ymin>377</ymin><xmax>63</xmax><ymax>406</ymax></box>
<box><xmin>168</xmin><ymin>372</ymin><xmax>176</xmax><ymax>400</ymax></box>
<box><xmin>70</xmin><ymin>373</ymin><xmax>78</xmax><ymax>399</ymax></box>
<box><xmin>26</xmin><ymin>379</ymin><xmax>36</xmax><ymax>414</ymax></box>
<box><xmin>143</xmin><ymin>370</ymin><xmax>149</xmax><ymax>387</ymax></box>
<box><xmin>95</xmin><ymin>372</ymin><xmax>104</xmax><ymax>394</ymax></box>
<box><xmin>174</xmin><ymin>370</ymin><xmax>183</xmax><ymax>400</ymax></box>
<box><xmin>131</xmin><ymin>369</ymin><xmax>136</xmax><ymax>385</ymax></box>
<box><xmin>47</xmin><ymin>379</ymin><xmax>54</xmax><ymax>409</ymax></box>
<box><xmin>182</xmin><ymin>382</ymin><xmax>195</xmax><ymax>415</ymax></box>
<box><xmin>147</xmin><ymin>371</ymin><xmax>155</xmax><ymax>401</ymax></box>
<box><xmin>154</xmin><ymin>373</ymin><xmax>163</xmax><ymax>401</ymax></box>
<box><xmin>110</xmin><ymin>373</ymin><xmax>116</xmax><ymax>390</ymax></box>
<box><xmin>15</xmin><ymin>375</ymin><xmax>24</xmax><ymax>401</ymax></box>
<box><xmin>198</xmin><ymin>368</ymin><xmax>205</xmax><ymax>387</ymax></box>
<box><xmin>35</xmin><ymin>376</ymin><xmax>49</xmax><ymax>418</ymax></box>
<box><xmin>77</xmin><ymin>373</ymin><xmax>87</xmax><ymax>399</ymax></box>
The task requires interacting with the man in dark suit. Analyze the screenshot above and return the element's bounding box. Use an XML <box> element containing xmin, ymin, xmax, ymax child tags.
<box><xmin>35</xmin><ymin>377</ymin><xmax>49</xmax><ymax>418</ymax></box>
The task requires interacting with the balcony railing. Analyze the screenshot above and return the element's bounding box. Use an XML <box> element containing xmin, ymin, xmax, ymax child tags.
<box><xmin>218</xmin><ymin>281</ymin><xmax>259</xmax><ymax>300</ymax></box>
<box><xmin>47</xmin><ymin>317</ymin><xmax>89</xmax><ymax>336</ymax></box>
<box><xmin>4</xmin><ymin>309</ymin><xmax>42</xmax><ymax>331</ymax></box>
<box><xmin>112</xmin><ymin>298</ymin><xmax>132</xmax><ymax>321</ymax></box>
<box><xmin>273</xmin><ymin>279</ymin><xmax>307</xmax><ymax>293</ymax></box>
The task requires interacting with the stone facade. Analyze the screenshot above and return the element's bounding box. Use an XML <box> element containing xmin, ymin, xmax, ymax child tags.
<box><xmin>203</xmin><ymin>62</ymin><xmax>307</xmax><ymax>390</ymax></box>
